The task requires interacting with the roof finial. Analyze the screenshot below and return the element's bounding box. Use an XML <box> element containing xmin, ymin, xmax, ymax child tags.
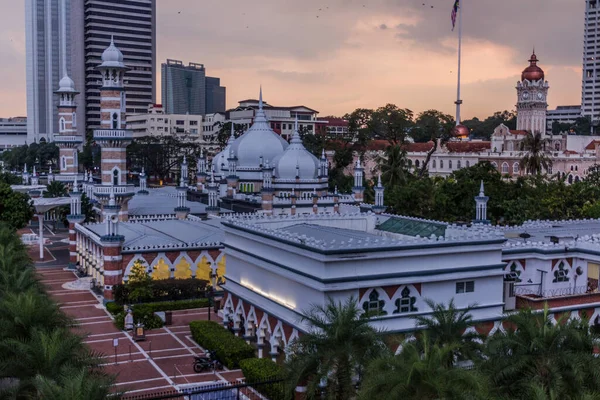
<box><xmin>377</xmin><ymin>173</ymin><xmax>382</xmax><ymax>187</ymax></box>
<box><xmin>230</xmin><ymin>121</ymin><xmax>235</xmax><ymax>141</ymax></box>
<box><xmin>290</xmin><ymin>115</ymin><xmax>302</xmax><ymax>144</ymax></box>
<box><xmin>479</xmin><ymin>180</ymin><xmax>485</xmax><ymax>196</ymax></box>
<box><xmin>73</xmin><ymin>177</ymin><xmax>78</xmax><ymax>192</ymax></box>
<box><xmin>259</xmin><ymin>86</ymin><xmax>263</xmax><ymax>110</ymax></box>
<box><xmin>111</xmin><ymin>35</ymin><xmax>114</xmax><ymax>45</ymax></box>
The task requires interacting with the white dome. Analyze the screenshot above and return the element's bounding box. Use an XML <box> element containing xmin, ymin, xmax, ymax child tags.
<box><xmin>229</xmin><ymin>90</ymin><xmax>288</xmax><ymax>167</ymax></box>
<box><xmin>100</xmin><ymin>36</ymin><xmax>125</xmax><ymax>67</ymax></box>
<box><xmin>57</xmin><ymin>75</ymin><xmax>76</xmax><ymax>92</ymax></box>
<box><xmin>273</xmin><ymin>125</ymin><xmax>319</xmax><ymax>180</ymax></box>
<box><xmin>213</xmin><ymin>128</ymin><xmax>236</xmax><ymax>174</ymax></box>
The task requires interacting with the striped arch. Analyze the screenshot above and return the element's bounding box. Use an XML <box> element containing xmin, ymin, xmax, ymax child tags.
<box><xmin>288</xmin><ymin>329</ymin><xmax>300</xmax><ymax>345</ymax></box>
<box><xmin>488</xmin><ymin>320</ymin><xmax>506</xmax><ymax>336</ymax></box>
<box><xmin>246</xmin><ymin>306</ymin><xmax>258</xmax><ymax>327</ymax></box>
<box><xmin>194</xmin><ymin>253</ymin><xmax>214</xmax><ymax>281</ymax></box>
<box><xmin>173</xmin><ymin>253</ymin><xmax>194</xmax><ymax>279</ymax></box>
<box><xmin>271</xmin><ymin>322</ymin><xmax>286</xmax><ymax>347</ymax></box>
<box><xmin>122</xmin><ymin>255</ymin><xmax>149</xmax><ymax>282</ymax></box>
<box><xmin>234</xmin><ymin>298</ymin><xmax>246</xmax><ymax>321</ymax></box>
<box><xmin>150</xmin><ymin>255</ymin><xmax>171</xmax><ymax>280</ymax></box>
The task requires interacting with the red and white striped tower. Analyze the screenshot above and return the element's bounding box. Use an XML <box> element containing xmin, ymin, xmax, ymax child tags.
<box><xmin>67</xmin><ymin>179</ymin><xmax>85</xmax><ymax>269</ymax></box>
<box><xmin>100</xmin><ymin>191</ymin><xmax>125</xmax><ymax>301</ymax></box>
<box><xmin>93</xmin><ymin>37</ymin><xmax>135</xmax><ymax>221</ymax></box>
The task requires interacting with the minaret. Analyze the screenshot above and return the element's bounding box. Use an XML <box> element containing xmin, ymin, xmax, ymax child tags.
<box><xmin>516</xmin><ymin>50</ymin><xmax>549</xmax><ymax>134</ymax></box>
<box><xmin>473</xmin><ymin>180</ymin><xmax>490</xmax><ymax>224</ymax></box>
<box><xmin>196</xmin><ymin>148</ymin><xmax>207</xmax><ymax>191</ymax></box>
<box><xmin>261</xmin><ymin>159</ymin><xmax>274</xmax><ymax>215</ymax></box>
<box><xmin>353</xmin><ymin>159</ymin><xmax>364</xmax><ymax>203</ymax></box>
<box><xmin>319</xmin><ymin>149</ymin><xmax>329</xmax><ymax>179</ymax></box>
<box><xmin>47</xmin><ymin>167</ymin><xmax>54</xmax><ymax>183</ymax></box>
<box><xmin>67</xmin><ymin>179</ymin><xmax>85</xmax><ymax>269</ymax></box>
<box><xmin>22</xmin><ymin>164</ymin><xmax>29</xmax><ymax>185</ymax></box>
<box><xmin>100</xmin><ymin>190</ymin><xmax>125</xmax><ymax>301</ymax></box>
<box><xmin>31</xmin><ymin>166</ymin><xmax>39</xmax><ymax>186</ymax></box>
<box><xmin>54</xmin><ymin>69</ymin><xmax>84</xmax><ymax>185</ymax></box>
<box><xmin>206</xmin><ymin>166</ymin><xmax>220</xmax><ymax>216</ymax></box>
<box><xmin>138</xmin><ymin>168</ymin><xmax>149</xmax><ymax>195</ymax></box>
<box><xmin>373</xmin><ymin>174</ymin><xmax>386</xmax><ymax>215</ymax></box>
<box><xmin>92</xmin><ymin>37</ymin><xmax>135</xmax><ymax>221</ymax></box>
<box><xmin>227</xmin><ymin>146</ymin><xmax>239</xmax><ymax>198</ymax></box>
<box><xmin>175</xmin><ymin>159</ymin><xmax>190</xmax><ymax>220</ymax></box>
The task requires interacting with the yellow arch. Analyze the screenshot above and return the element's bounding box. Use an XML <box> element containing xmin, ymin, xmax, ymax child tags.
<box><xmin>152</xmin><ymin>258</ymin><xmax>170</xmax><ymax>280</ymax></box>
<box><xmin>216</xmin><ymin>255</ymin><xmax>226</xmax><ymax>283</ymax></box>
<box><xmin>196</xmin><ymin>256</ymin><xmax>212</xmax><ymax>281</ymax></box>
<box><xmin>174</xmin><ymin>257</ymin><xmax>192</xmax><ymax>279</ymax></box>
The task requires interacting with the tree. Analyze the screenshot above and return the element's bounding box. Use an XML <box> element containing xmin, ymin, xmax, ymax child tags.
<box><xmin>285</xmin><ymin>297</ymin><xmax>387</xmax><ymax>400</ymax></box>
<box><xmin>359</xmin><ymin>335</ymin><xmax>487</xmax><ymax>400</ymax></box>
<box><xmin>80</xmin><ymin>193</ymin><xmax>96</xmax><ymax>223</ymax></box>
<box><xmin>412</xmin><ymin>299</ymin><xmax>483</xmax><ymax>365</ymax></box>
<box><xmin>0</xmin><ymin>171</ymin><xmax>21</xmax><ymax>185</ymax></box>
<box><xmin>480</xmin><ymin>306</ymin><xmax>600</xmax><ymax>399</ymax></box>
<box><xmin>79</xmin><ymin>130</ymin><xmax>101</xmax><ymax>171</ymax></box>
<box><xmin>413</xmin><ymin>110</ymin><xmax>455</xmax><ymax>176</ymax></box>
<box><xmin>378</xmin><ymin>145</ymin><xmax>409</xmax><ymax>187</ymax></box>
<box><xmin>126</xmin><ymin>260</ymin><xmax>153</xmax><ymax>303</ymax></box>
<box><xmin>0</xmin><ymin>183</ymin><xmax>34</xmax><ymax>229</ymax></box>
<box><xmin>44</xmin><ymin>181</ymin><xmax>68</xmax><ymax>198</ymax></box>
<box><xmin>519</xmin><ymin>131</ymin><xmax>552</xmax><ymax>175</ymax></box>
<box><xmin>212</xmin><ymin>121</ymin><xmax>245</xmax><ymax>151</ymax></box>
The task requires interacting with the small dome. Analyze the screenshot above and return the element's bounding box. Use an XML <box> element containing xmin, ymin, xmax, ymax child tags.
<box><xmin>213</xmin><ymin>130</ymin><xmax>236</xmax><ymax>174</ymax></box>
<box><xmin>273</xmin><ymin>122</ymin><xmax>319</xmax><ymax>180</ymax></box>
<box><xmin>229</xmin><ymin>89</ymin><xmax>288</xmax><ymax>167</ymax></box>
<box><xmin>100</xmin><ymin>36</ymin><xmax>125</xmax><ymax>68</ymax></box>
<box><xmin>453</xmin><ymin>124</ymin><xmax>470</xmax><ymax>138</ymax></box>
<box><xmin>59</xmin><ymin>75</ymin><xmax>75</xmax><ymax>91</ymax></box>
<box><xmin>521</xmin><ymin>51</ymin><xmax>544</xmax><ymax>82</ymax></box>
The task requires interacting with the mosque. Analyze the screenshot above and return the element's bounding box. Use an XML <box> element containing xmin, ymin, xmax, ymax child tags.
<box><xmin>40</xmin><ymin>40</ymin><xmax>600</xmax><ymax>363</ymax></box>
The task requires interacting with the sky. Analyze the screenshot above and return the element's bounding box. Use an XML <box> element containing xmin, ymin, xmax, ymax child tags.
<box><xmin>0</xmin><ymin>0</ymin><xmax>585</xmax><ymax>120</ymax></box>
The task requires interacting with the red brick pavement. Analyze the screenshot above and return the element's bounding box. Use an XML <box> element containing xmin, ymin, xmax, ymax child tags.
<box><xmin>38</xmin><ymin>267</ymin><xmax>248</xmax><ymax>398</ymax></box>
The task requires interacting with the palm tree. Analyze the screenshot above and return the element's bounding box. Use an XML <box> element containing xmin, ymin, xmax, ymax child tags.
<box><xmin>284</xmin><ymin>297</ymin><xmax>387</xmax><ymax>400</ymax></box>
<box><xmin>378</xmin><ymin>145</ymin><xmax>409</xmax><ymax>187</ymax></box>
<box><xmin>480</xmin><ymin>306</ymin><xmax>600</xmax><ymax>399</ymax></box>
<box><xmin>359</xmin><ymin>334</ymin><xmax>487</xmax><ymax>400</ymax></box>
<box><xmin>519</xmin><ymin>131</ymin><xmax>552</xmax><ymax>175</ymax></box>
<box><xmin>412</xmin><ymin>298</ymin><xmax>483</xmax><ymax>365</ymax></box>
<box><xmin>33</xmin><ymin>367</ymin><xmax>118</xmax><ymax>400</ymax></box>
<box><xmin>43</xmin><ymin>181</ymin><xmax>68</xmax><ymax>198</ymax></box>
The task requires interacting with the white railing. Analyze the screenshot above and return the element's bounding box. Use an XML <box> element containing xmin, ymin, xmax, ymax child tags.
<box><xmin>515</xmin><ymin>284</ymin><xmax>595</xmax><ymax>298</ymax></box>
<box><xmin>53</xmin><ymin>135</ymin><xmax>83</xmax><ymax>142</ymax></box>
<box><xmin>93</xmin><ymin>185</ymin><xmax>134</xmax><ymax>195</ymax></box>
<box><xmin>93</xmin><ymin>129</ymin><xmax>132</xmax><ymax>139</ymax></box>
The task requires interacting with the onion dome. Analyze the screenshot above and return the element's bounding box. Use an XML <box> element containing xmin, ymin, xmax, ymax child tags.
<box><xmin>453</xmin><ymin>124</ymin><xmax>470</xmax><ymax>138</ymax></box>
<box><xmin>56</xmin><ymin>75</ymin><xmax>78</xmax><ymax>93</ymax></box>
<box><xmin>213</xmin><ymin>123</ymin><xmax>236</xmax><ymax>174</ymax></box>
<box><xmin>272</xmin><ymin>119</ymin><xmax>319</xmax><ymax>180</ymax></box>
<box><xmin>229</xmin><ymin>88</ymin><xmax>288</xmax><ymax>167</ymax></box>
<box><xmin>100</xmin><ymin>36</ymin><xmax>126</xmax><ymax>68</ymax></box>
<box><xmin>521</xmin><ymin>51</ymin><xmax>544</xmax><ymax>82</ymax></box>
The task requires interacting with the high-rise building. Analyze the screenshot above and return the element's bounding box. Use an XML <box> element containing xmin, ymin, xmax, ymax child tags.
<box><xmin>25</xmin><ymin>0</ymin><xmax>78</xmax><ymax>144</ymax></box>
<box><xmin>583</xmin><ymin>0</ymin><xmax>600</xmax><ymax>126</ymax></box>
<box><xmin>161</xmin><ymin>59</ymin><xmax>226</xmax><ymax>115</ymax></box>
<box><xmin>83</xmin><ymin>0</ymin><xmax>156</xmax><ymax>129</ymax></box>
<box><xmin>205</xmin><ymin>77</ymin><xmax>226</xmax><ymax>114</ymax></box>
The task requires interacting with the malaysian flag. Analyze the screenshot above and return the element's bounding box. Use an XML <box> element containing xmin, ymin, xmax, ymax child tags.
<box><xmin>451</xmin><ymin>0</ymin><xmax>460</xmax><ymax>31</ymax></box>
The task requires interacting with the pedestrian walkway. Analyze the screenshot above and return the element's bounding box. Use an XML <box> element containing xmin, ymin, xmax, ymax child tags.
<box><xmin>36</xmin><ymin>267</ymin><xmax>245</xmax><ymax>398</ymax></box>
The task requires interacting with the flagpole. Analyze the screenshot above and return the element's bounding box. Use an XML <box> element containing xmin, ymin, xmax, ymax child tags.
<box><xmin>455</xmin><ymin>0</ymin><xmax>463</xmax><ymax>126</ymax></box>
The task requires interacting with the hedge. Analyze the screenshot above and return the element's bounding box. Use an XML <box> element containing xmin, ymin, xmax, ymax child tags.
<box><xmin>113</xmin><ymin>278</ymin><xmax>209</xmax><ymax>304</ymax></box>
<box><xmin>239</xmin><ymin>358</ymin><xmax>285</xmax><ymax>400</ymax></box>
<box><xmin>189</xmin><ymin>321</ymin><xmax>255</xmax><ymax>369</ymax></box>
<box><xmin>139</xmin><ymin>298</ymin><xmax>209</xmax><ymax>313</ymax></box>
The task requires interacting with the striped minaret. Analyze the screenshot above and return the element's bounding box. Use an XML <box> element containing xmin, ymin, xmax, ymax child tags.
<box><xmin>54</xmin><ymin>73</ymin><xmax>83</xmax><ymax>184</ymax></box>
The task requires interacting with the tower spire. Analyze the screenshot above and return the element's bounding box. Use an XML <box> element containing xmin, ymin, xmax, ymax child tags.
<box><xmin>259</xmin><ymin>85</ymin><xmax>263</xmax><ymax>110</ymax></box>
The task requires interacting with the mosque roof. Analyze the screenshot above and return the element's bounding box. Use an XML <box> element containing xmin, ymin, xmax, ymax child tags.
<box><xmin>273</xmin><ymin>120</ymin><xmax>320</xmax><ymax>180</ymax></box>
<box><xmin>128</xmin><ymin>186</ymin><xmax>230</xmax><ymax>216</ymax></box>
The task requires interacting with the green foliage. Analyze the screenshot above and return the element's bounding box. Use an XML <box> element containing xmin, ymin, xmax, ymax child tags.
<box><xmin>0</xmin><ymin>183</ymin><xmax>34</xmax><ymax>229</ymax></box>
<box><xmin>80</xmin><ymin>193</ymin><xmax>96</xmax><ymax>223</ymax></box>
<box><xmin>378</xmin><ymin>145</ymin><xmax>409</xmax><ymax>187</ymax></box>
<box><xmin>462</xmin><ymin>110</ymin><xmax>517</xmax><ymax>140</ymax></box>
<box><xmin>519</xmin><ymin>131</ymin><xmax>552</xmax><ymax>175</ymax></box>
<box><xmin>212</xmin><ymin>121</ymin><xmax>245</xmax><ymax>151</ymax></box>
<box><xmin>0</xmin><ymin>171</ymin><xmax>21</xmax><ymax>185</ymax></box>
<box><xmin>44</xmin><ymin>181</ymin><xmax>68</xmax><ymax>198</ymax></box>
<box><xmin>0</xmin><ymin>224</ymin><xmax>115</xmax><ymax>399</ymax></box>
<box><xmin>125</xmin><ymin>260</ymin><xmax>154</xmax><ymax>303</ymax></box>
<box><xmin>105</xmin><ymin>301</ymin><xmax>124</xmax><ymax>315</ymax></box>
<box><xmin>189</xmin><ymin>321</ymin><xmax>255</xmax><ymax>369</ymax></box>
<box><xmin>1</xmin><ymin>142</ymin><xmax>59</xmax><ymax>170</ymax></box>
<box><xmin>113</xmin><ymin>277</ymin><xmax>209</xmax><ymax>304</ymax></box>
<box><xmin>285</xmin><ymin>297</ymin><xmax>387</xmax><ymax>400</ymax></box>
<box><xmin>239</xmin><ymin>358</ymin><xmax>285</xmax><ymax>399</ymax></box>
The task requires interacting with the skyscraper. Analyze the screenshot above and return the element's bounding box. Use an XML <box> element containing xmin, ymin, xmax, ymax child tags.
<box><xmin>161</xmin><ymin>59</ymin><xmax>226</xmax><ymax>115</ymax></box>
<box><xmin>25</xmin><ymin>0</ymin><xmax>77</xmax><ymax>144</ymax></box>
<box><xmin>583</xmin><ymin>0</ymin><xmax>600</xmax><ymax>127</ymax></box>
<box><xmin>83</xmin><ymin>0</ymin><xmax>156</xmax><ymax>129</ymax></box>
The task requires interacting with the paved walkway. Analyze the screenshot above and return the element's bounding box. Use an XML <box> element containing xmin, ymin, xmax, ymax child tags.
<box><xmin>36</xmin><ymin>267</ymin><xmax>246</xmax><ymax>398</ymax></box>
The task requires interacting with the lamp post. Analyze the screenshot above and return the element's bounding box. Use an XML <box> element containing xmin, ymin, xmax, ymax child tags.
<box><xmin>207</xmin><ymin>286</ymin><xmax>214</xmax><ymax>321</ymax></box>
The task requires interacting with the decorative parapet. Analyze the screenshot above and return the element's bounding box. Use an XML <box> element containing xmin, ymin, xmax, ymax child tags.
<box><xmin>122</xmin><ymin>240</ymin><xmax>222</xmax><ymax>253</ymax></box>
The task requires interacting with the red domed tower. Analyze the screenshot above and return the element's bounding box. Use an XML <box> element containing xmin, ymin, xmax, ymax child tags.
<box><xmin>516</xmin><ymin>50</ymin><xmax>549</xmax><ymax>134</ymax></box>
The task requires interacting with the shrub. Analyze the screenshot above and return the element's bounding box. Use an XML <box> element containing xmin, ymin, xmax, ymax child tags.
<box><xmin>189</xmin><ymin>321</ymin><xmax>255</xmax><ymax>369</ymax></box>
<box><xmin>112</xmin><ymin>306</ymin><xmax>164</xmax><ymax>331</ymax></box>
<box><xmin>141</xmin><ymin>298</ymin><xmax>209</xmax><ymax>313</ymax></box>
<box><xmin>113</xmin><ymin>278</ymin><xmax>210</xmax><ymax>304</ymax></box>
<box><xmin>106</xmin><ymin>301</ymin><xmax>124</xmax><ymax>315</ymax></box>
<box><xmin>239</xmin><ymin>358</ymin><xmax>285</xmax><ymax>400</ymax></box>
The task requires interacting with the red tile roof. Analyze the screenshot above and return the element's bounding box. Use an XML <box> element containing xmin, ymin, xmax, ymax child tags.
<box><xmin>446</xmin><ymin>141</ymin><xmax>491</xmax><ymax>153</ymax></box>
<box><xmin>585</xmin><ymin>140</ymin><xmax>600</xmax><ymax>150</ymax></box>
<box><xmin>509</xmin><ymin>130</ymin><xmax>529</xmax><ymax>136</ymax></box>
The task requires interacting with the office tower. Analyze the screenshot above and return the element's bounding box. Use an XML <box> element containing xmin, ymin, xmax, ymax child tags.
<box><xmin>583</xmin><ymin>0</ymin><xmax>600</xmax><ymax>127</ymax></box>
<box><xmin>205</xmin><ymin>77</ymin><xmax>227</xmax><ymax>114</ymax></box>
<box><xmin>83</xmin><ymin>0</ymin><xmax>156</xmax><ymax>129</ymax></box>
<box><xmin>161</xmin><ymin>60</ymin><xmax>206</xmax><ymax>115</ymax></box>
<box><xmin>25</xmin><ymin>0</ymin><xmax>76</xmax><ymax>144</ymax></box>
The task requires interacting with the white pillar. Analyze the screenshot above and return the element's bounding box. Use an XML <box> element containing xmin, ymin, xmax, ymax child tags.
<box><xmin>38</xmin><ymin>213</ymin><xmax>44</xmax><ymax>260</ymax></box>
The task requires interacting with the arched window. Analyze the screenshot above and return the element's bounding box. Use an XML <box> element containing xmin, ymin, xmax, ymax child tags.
<box><xmin>513</xmin><ymin>162</ymin><xmax>520</xmax><ymax>174</ymax></box>
<box><xmin>575</xmin><ymin>176</ymin><xmax>581</xmax><ymax>183</ymax></box>
<box><xmin>555</xmin><ymin>142</ymin><xmax>560</xmax><ymax>151</ymax></box>
<box><xmin>408</xmin><ymin>159</ymin><xmax>413</xmax><ymax>168</ymax></box>
<box><xmin>415</xmin><ymin>159</ymin><xmax>420</xmax><ymax>168</ymax></box>
<box><xmin>432</xmin><ymin>160</ymin><xmax>436</xmax><ymax>168</ymax></box>
<box><xmin>491</xmin><ymin>162</ymin><xmax>498</xmax><ymax>169</ymax></box>
<box><xmin>112</xmin><ymin>113</ymin><xmax>118</xmax><ymax>129</ymax></box>
<box><xmin>440</xmin><ymin>160</ymin><xmax>444</xmax><ymax>169</ymax></box>
<box><xmin>568</xmin><ymin>175</ymin><xmax>573</xmax><ymax>184</ymax></box>
<box><xmin>576</xmin><ymin>165</ymin><xmax>579</xmax><ymax>171</ymax></box>
<box><xmin>61</xmin><ymin>156</ymin><xmax>66</xmax><ymax>170</ymax></box>
<box><xmin>112</xmin><ymin>168</ymin><xmax>120</xmax><ymax>185</ymax></box>
<box><xmin>59</xmin><ymin>117</ymin><xmax>66</xmax><ymax>132</ymax></box>
<box><xmin>548</xmin><ymin>165</ymin><xmax>553</xmax><ymax>174</ymax></box>
<box><xmin>457</xmin><ymin>160</ymin><xmax>462</xmax><ymax>169</ymax></box>
<box><xmin>502</xmin><ymin>162</ymin><xmax>509</xmax><ymax>174</ymax></box>
<box><xmin>466</xmin><ymin>161</ymin><xmax>470</xmax><ymax>168</ymax></box>
<box><xmin>72</xmin><ymin>112</ymin><xmax>77</xmax><ymax>128</ymax></box>
<box><xmin>449</xmin><ymin>160</ymin><xmax>453</xmax><ymax>170</ymax></box>
<box><xmin>570</xmin><ymin>165</ymin><xmax>574</xmax><ymax>171</ymax></box>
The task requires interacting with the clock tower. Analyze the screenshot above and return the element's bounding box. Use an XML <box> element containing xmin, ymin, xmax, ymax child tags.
<box><xmin>516</xmin><ymin>51</ymin><xmax>549</xmax><ymax>134</ymax></box>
